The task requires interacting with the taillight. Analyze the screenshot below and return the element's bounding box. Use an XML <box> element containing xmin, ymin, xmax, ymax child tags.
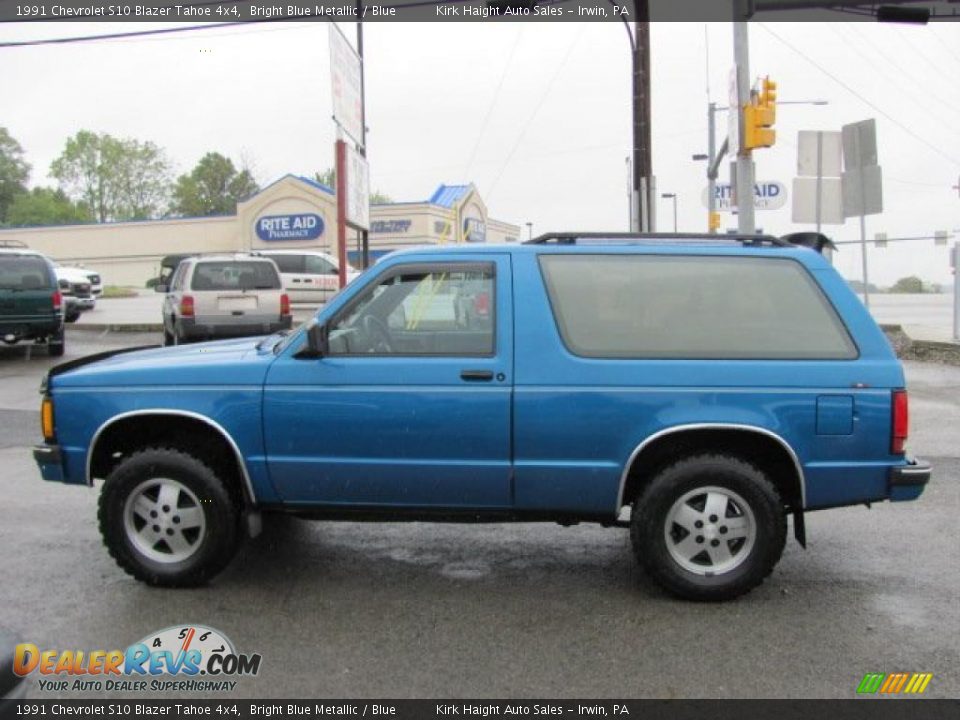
<box><xmin>891</xmin><ymin>389</ymin><xmax>909</xmax><ymax>454</ymax></box>
<box><xmin>474</xmin><ymin>291</ymin><xmax>490</xmax><ymax>317</ymax></box>
<box><xmin>180</xmin><ymin>295</ymin><xmax>195</xmax><ymax>317</ymax></box>
<box><xmin>52</xmin><ymin>290</ymin><xmax>62</xmax><ymax>312</ymax></box>
<box><xmin>280</xmin><ymin>293</ymin><xmax>290</xmax><ymax>316</ymax></box>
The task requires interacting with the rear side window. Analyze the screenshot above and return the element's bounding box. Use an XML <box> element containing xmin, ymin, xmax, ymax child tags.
<box><xmin>190</xmin><ymin>261</ymin><xmax>281</xmax><ymax>291</ymax></box>
<box><xmin>538</xmin><ymin>254</ymin><xmax>857</xmax><ymax>360</ymax></box>
<box><xmin>268</xmin><ymin>255</ymin><xmax>304</xmax><ymax>274</ymax></box>
<box><xmin>0</xmin><ymin>256</ymin><xmax>53</xmax><ymax>290</ymax></box>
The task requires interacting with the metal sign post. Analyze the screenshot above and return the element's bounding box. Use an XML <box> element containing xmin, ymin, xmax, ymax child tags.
<box><xmin>842</xmin><ymin>119</ymin><xmax>883</xmax><ymax>308</ymax></box>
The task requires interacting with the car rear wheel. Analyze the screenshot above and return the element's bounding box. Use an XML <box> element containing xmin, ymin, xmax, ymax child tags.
<box><xmin>630</xmin><ymin>454</ymin><xmax>786</xmax><ymax>601</ymax></box>
<box><xmin>48</xmin><ymin>329</ymin><xmax>65</xmax><ymax>357</ymax></box>
<box><xmin>98</xmin><ymin>447</ymin><xmax>240</xmax><ymax>586</ymax></box>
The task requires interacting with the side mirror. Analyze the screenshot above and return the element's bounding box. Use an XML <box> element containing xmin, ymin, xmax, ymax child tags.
<box><xmin>297</xmin><ymin>320</ymin><xmax>328</xmax><ymax>358</ymax></box>
<box><xmin>154</xmin><ymin>283</ymin><xmax>168</xmax><ymax>293</ymax></box>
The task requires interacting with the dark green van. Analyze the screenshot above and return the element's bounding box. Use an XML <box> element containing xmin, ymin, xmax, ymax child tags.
<box><xmin>0</xmin><ymin>248</ymin><xmax>65</xmax><ymax>356</ymax></box>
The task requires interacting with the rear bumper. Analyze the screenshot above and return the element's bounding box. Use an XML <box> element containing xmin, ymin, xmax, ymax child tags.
<box><xmin>1</xmin><ymin>318</ymin><xmax>62</xmax><ymax>343</ymax></box>
<box><xmin>33</xmin><ymin>444</ymin><xmax>65</xmax><ymax>482</ymax></box>
<box><xmin>179</xmin><ymin>315</ymin><xmax>292</xmax><ymax>339</ymax></box>
<box><xmin>888</xmin><ymin>458</ymin><xmax>931</xmax><ymax>502</ymax></box>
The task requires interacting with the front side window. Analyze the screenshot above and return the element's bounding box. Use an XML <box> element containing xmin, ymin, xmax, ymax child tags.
<box><xmin>327</xmin><ymin>263</ymin><xmax>495</xmax><ymax>356</ymax></box>
<box><xmin>190</xmin><ymin>261</ymin><xmax>281</xmax><ymax>291</ymax></box>
<box><xmin>539</xmin><ymin>254</ymin><xmax>857</xmax><ymax>360</ymax></box>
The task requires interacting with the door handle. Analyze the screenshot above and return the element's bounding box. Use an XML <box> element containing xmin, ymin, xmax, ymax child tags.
<box><xmin>460</xmin><ymin>369</ymin><xmax>494</xmax><ymax>382</ymax></box>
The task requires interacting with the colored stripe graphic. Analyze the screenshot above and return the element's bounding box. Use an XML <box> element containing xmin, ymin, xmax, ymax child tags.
<box><xmin>857</xmin><ymin>673</ymin><xmax>885</xmax><ymax>694</ymax></box>
<box><xmin>858</xmin><ymin>672</ymin><xmax>933</xmax><ymax>695</ymax></box>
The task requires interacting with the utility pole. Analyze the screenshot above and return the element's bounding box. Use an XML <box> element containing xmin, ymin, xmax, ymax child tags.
<box><xmin>633</xmin><ymin>14</ymin><xmax>654</xmax><ymax>232</ymax></box>
<box><xmin>732</xmin><ymin>8</ymin><xmax>756</xmax><ymax>235</ymax></box>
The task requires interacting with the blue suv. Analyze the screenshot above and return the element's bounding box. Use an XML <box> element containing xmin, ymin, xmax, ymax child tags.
<box><xmin>33</xmin><ymin>233</ymin><xmax>931</xmax><ymax>600</ymax></box>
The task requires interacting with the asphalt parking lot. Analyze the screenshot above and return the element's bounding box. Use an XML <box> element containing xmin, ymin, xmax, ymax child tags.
<box><xmin>0</xmin><ymin>329</ymin><xmax>957</xmax><ymax>699</ymax></box>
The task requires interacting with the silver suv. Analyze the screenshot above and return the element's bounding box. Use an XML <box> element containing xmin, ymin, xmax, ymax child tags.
<box><xmin>158</xmin><ymin>254</ymin><xmax>291</xmax><ymax>345</ymax></box>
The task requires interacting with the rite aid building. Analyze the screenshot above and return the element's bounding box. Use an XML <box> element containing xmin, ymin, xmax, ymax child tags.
<box><xmin>0</xmin><ymin>175</ymin><xmax>521</xmax><ymax>286</ymax></box>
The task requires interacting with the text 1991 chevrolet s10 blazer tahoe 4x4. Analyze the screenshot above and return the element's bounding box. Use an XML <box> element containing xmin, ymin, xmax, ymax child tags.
<box><xmin>33</xmin><ymin>233</ymin><xmax>931</xmax><ymax>600</ymax></box>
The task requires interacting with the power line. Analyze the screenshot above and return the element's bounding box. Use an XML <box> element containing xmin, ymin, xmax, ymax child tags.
<box><xmin>0</xmin><ymin>22</ymin><xmax>251</xmax><ymax>48</ymax></box>
<box><xmin>485</xmin><ymin>24</ymin><xmax>588</xmax><ymax>200</ymax></box>
<box><xmin>462</xmin><ymin>26</ymin><xmax>524</xmax><ymax>182</ymax></box>
<box><xmin>757</xmin><ymin>23</ymin><xmax>960</xmax><ymax>168</ymax></box>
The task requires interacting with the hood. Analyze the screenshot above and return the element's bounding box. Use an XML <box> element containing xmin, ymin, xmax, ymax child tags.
<box><xmin>55</xmin><ymin>267</ymin><xmax>93</xmax><ymax>283</ymax></box>
<box><xmin>49</xmin><ymin>336</ymin><xmax>276</xmax><ymax>389</ymax></box>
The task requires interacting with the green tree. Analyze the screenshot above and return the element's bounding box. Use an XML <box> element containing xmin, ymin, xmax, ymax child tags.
<box><xmin>50</xmin><ymin>130</ymin><xmax>171</xmax><ymax>222</ymax></box>
<box><xmin>0</xmin><ymin>127</ymin><xmax>31</xmax><ymax>224</ymax></box>
<box><xmin>6</xmin><ymin>187</ymin><xmax>91</xmax><ymax>226</ymax></box>
<box><xmin>312</xmin><ymin>167</ymin><xmax>392</xmax><ymax>203</ymax></box>
<box><xmin>171</xmin><ymin>152</ymin><xmax>259</xmax><ymax>217</ymax></box>
<box><xmin>889</xmin><ymin>276</ymin><xmax>925</xmax><ymax>294</ymax></box>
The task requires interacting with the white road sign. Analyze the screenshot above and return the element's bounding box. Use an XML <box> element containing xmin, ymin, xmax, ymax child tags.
<box><xmin>792</xmin><ymin>177</ymin><xmax>844</xmax><ymax>225</ymax></box>
<box><xmin>329</xmin><ymin>24</ymin><xmax>364</xmax><ymax>147</ymax></box>
<box><xmin>344</xmin><ymin>143</ymin><xmax>370</xmax><ymax>231</ymax></box>
<box><xmin>702</xmin><ymin>181</ymin><xmax>787</xmax><ymax>212</ymax></box>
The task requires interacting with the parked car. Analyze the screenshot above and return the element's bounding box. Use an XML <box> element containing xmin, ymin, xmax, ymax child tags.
<box><xmin>157</xmin><ymin>253</ymin><xmax>291</xmax><ymax>345</ymax></box>
<box><xmin>55</xmin><ymin>266</ymin><xmax>96</xmax><ymax>311</ymax></box>
<box><xmin>34</xmin><ymin>233</ymin><xmax>930</xmax><ymax>600</ymax></box>
<box><xmin>257</xmin><ymin>250</ymin><xmax>359</xmax><ymax>304</ymax></box>
<box><xmin>74</xmin><ymin>265</ymin><xmax>103</xmax><ymax>297</ymax></box>
<box><xmin>0</xmin><ymin>247</ymin><xmax>64</xmax><ymax>356</ymax></box>
<box><xmin>154</xmin><ymin>253</ymin><xmax>199</xmax><ymax>290</ymax></box>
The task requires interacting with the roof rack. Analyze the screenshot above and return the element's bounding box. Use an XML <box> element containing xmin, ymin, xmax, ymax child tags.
<box><xmin>525</xmin><ymin>232</ymin><xmax>792</xmax><ymax>248</ymax></box>
<box><xmin>0</xmin><ymin>239</ymin><xmax>28</xmax><ymax>249</ymax></box>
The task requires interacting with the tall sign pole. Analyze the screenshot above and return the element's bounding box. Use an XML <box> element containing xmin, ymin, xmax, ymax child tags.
<box><xmin>357</xmin><ymin>1</ymin><xmax>370</xmax><ymax>269</ymax></box>
<box><xmin>335</xmin><ymin>139</ymin><xmax>348</xmax><ymax>289</ymax></box>
<box><xmin>732</xmin><ymin>5</ymin><xmax>756</xmax><ymax>234</ymax></box>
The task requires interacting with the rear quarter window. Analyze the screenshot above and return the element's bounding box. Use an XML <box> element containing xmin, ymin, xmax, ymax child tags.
<box><xmin>538</xmin><ymin>254</ymin><xmax>857</xmax><ymax>360</ymax></box>
<box><xmin>190</xmin><ymin>261</ymin><xmax>281</xmax><ymax>291</ymax></box>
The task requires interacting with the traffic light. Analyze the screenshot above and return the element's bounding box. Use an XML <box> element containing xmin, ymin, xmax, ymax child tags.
<box><xmin>744</xmin><ymin>76</ymin><xmax>777</xmax><ymax>150</ymax></box>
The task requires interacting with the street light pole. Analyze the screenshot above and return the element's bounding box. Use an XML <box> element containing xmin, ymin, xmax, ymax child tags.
<box><xmin>356</xmin><ymin>1</ymin><xmax>370</xmax><ymax>269</ymax></box>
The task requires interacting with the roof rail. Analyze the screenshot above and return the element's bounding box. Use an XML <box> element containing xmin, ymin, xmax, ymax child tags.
<box><xmin>0</xmin><ymin>239</ymin><xmax>29</xmax><ymax>249</ymax></box>
<box><xmin>525</xmin><ymin>232</ymin><xmax>792</xmax><ymax>247</ymax></box>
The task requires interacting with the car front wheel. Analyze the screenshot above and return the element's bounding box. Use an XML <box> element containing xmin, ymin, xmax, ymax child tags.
<box><xmin>631</xmin><ymin>454</ymin><xmax>786</xmax><ymax>601</ymax></box>
<box><xmin>98</xmin><ymin>447</ymin><xmax>240</xmax><ymax>586</ymax></box>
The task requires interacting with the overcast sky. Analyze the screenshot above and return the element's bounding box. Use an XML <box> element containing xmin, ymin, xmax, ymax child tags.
<box><xmin>1</xmin><ymin>19</ymin><xmax>958</xmax><ymax>286</ymax></box>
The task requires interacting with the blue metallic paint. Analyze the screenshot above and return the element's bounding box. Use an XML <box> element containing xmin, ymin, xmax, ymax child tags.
<box><xmin>36</xmin><ymin>242</ymin><xmax>923</xmax><ymax>520</ymax></box>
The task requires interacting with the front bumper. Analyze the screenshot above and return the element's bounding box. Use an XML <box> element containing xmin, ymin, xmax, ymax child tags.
<box><xmin>888</xmin><ymin>457</ymin><xmax>931</xmax><ymax>501</ymax></box>
<box><xmin>33</xmin><ymin>444</ymin><xmax>65</xmax><ymax>482</ymax></box>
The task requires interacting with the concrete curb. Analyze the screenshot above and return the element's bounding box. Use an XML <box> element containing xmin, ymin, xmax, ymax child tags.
<box><xmin>882</xmin><ymin>324</ymin><xmax>960</xmax><ymax>366</ymax></box>
<box><xmin>68</xmin><ymin>323</ymin><xmax>163</xmax><ymax>333</ymax></box>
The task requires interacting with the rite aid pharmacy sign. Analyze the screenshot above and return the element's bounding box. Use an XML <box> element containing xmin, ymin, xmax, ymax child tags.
<box><xmin>701</xmin><ymin>181</ymin><xmax>787</xmax><ymax>212</ymax></box>
<box><xmin>256</xmin><ymin>214</ymin><xmax>325</xmax><ymax>241</ymax></box>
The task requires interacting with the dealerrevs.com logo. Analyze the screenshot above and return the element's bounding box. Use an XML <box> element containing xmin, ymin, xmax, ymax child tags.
<box><xmin>13</xmin><ymin>624</ymin><xmax>262</xmax><ymax>693</ymax></box>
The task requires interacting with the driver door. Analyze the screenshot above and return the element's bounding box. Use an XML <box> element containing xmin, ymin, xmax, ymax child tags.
<box><xmin>263</xmin><ymin>256</ymin><xmax>513</xmax><ymax>508</ymax></box>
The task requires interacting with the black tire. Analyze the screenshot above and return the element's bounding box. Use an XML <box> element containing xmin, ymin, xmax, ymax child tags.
<box><xmin>630</xmin><ymin>454</ymin><xmax>786</xmax><ymax>602</ymax></box>
<box><xmin>98</xmin><ymin>447</ymin><xmax>240</xmax><ymax>587</ymax></box>
<box><xmin>162</xmin><ymin>328</ymin><xmax>175</xmax><ymax>346</ymax></box>
<box><xmin>48</xmin><ymin>329</ymin><xmax>65</xmax><ymax>357</ymax></box>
